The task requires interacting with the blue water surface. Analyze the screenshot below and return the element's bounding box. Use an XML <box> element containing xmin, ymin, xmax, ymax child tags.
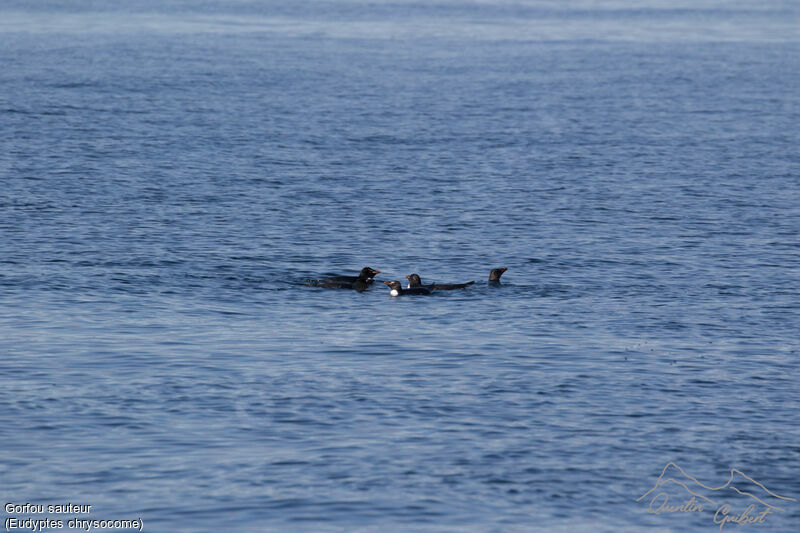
<box><xmin>1</xmin><ymin>1</ymin><xmax>799</xmax><ymax>531</ymax></box>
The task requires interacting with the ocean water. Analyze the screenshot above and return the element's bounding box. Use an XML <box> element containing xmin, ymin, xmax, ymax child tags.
<box><xmin>1</xmin><ymin>1</ymin><xmax>799</xmax><ymax>531</ymax></box>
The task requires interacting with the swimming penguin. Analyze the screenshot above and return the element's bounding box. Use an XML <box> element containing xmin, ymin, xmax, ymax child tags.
<box><xmin>488</xmin><ymin>267</ymin><xmax>508</xmax><ymax>285</ymax></box>
<box><xmin>315</xmin><ymin>278</ymin><xmax>375</xmax><ymax>292</ymax></box>
<box><xmin>406</xmin><ymin>273</ymin><xmax>475</xmax><ymax>290</ymax></box>
<box><xmin>307</xmin><ymin>267</ymin><xmax>380</xmax><ymax>291</ymax></box>
<box><xmin>317</xmin><ymin>267</ymin><xmax>380</xmax><ymax>284</ymax></box>
<box><xmin>384</xmin><ymin>280</ymin><xmax>432</xmax><ymax>296</ymax></box>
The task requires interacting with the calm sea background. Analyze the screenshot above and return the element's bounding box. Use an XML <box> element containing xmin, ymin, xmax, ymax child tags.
<box><xmin>1</xmin><ymin>1</ymin><xmax>799</xmax><ymax>531</ymax></box>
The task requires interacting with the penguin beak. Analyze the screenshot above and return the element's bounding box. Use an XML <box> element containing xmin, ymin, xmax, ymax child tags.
<box><xmin>501</xmin><ymin>267</ymin><xmax>508</xmax><ymax>272</ymax></box>
<box><xmin>405</xmin><ymin>274</ymin><xmax>410</xmax><ymax>279</ymax></box>
<box><xmin>383</xmin><ymin>281</ymin><xmax>392</xmax><ymax>286</ymax></box>
<box><xmin>373</xmin><ymin>269</ymin><xmax>381</xmax><ymax>274</ymax></box>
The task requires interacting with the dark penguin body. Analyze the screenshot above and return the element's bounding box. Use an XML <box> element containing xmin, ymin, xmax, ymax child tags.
<box><xmin>307</xmin><ymin>267</ymin><xmax>380</xmax><ymax>291</ymax></box>
<box><xmin>384</xmin><ymin>280</ymin><xmax>432</xmax><ymax>296</ymax></box>
<box><xmin>317</xmin><ymin>278</ymin><xmax>374</xmax><ymax>292</ymax></box>
<box><xmin>406</xmin><ymin>273</ymin><xmax>474</xmax><ymax>291</ymax></box>
<box><xmin>488</xmin><ymin>267</ymin><xmax>508</xmax><ymax>285</ymax></box>
<box><xmin>318</xmin><ymin>267</ymin><xmax>380</xmax><ymax>284</ymax></box>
